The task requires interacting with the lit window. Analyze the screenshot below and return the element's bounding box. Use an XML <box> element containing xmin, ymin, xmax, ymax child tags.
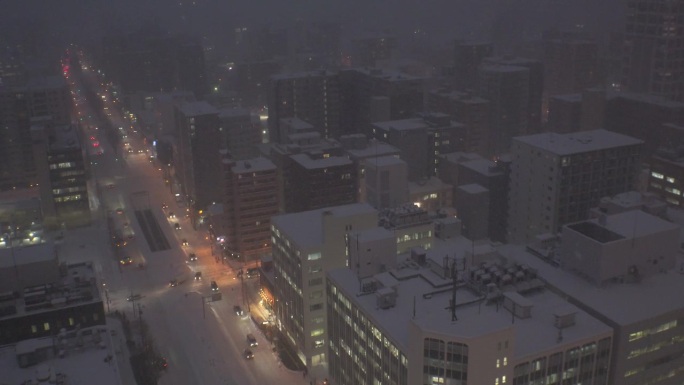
<box><xmin>651</xmin><ymin>172</ymin><xmax>664</xmax><ymax>179</ymax></box>
<box><xmin>31</xmin><ymin>325</ymin><xmax>37</xmax><ymax>333</ymax></box>
<box><xmin>43</xmin><ymin>322</ymin><xmax>50</xmax><ymax>331</ymax></box>
<box><xmin>496</xmin><ymin>359</ymin><xmax>500</xmax><ymax>368</ymax></box>
<box><xmin>667</xmin><ymin>177</ymin><xmax>675</xmax><ymax>183</ymax></box>
<box><xmin>503</xmin><ymin>357</ymin><xmax>507</xmax><ymax>366</ymax></box>
<box><xmin>311</xmin><ymin>329</ymin><xmax>324</xmax><ymax>337</ymax></box>
<box><xmin>308</xmin><ymin>252</ymin><xmax>322</xmax><ymax>261</ymax></box>
<box><xmin>502</xmin><ymin>376</ymin><xmax>506</xmax><ymax>383</ymax></box>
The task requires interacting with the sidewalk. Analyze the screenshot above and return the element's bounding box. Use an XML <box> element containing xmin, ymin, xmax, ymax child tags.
<box><xmin>107</xmin><ymin>315</ymin><xmax>138</xmax><ymax>385</ymax></box>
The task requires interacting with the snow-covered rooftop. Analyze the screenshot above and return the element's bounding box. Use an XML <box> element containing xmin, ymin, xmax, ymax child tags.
<box><xmin>439</xmin><ymin>152</ymin><xmax>483</xmax><ymax>164</ymax></box>
<box><xmin>0</xmin><ymin>325</ymin><xmax>122</xmax><ymax>385</ymax></box>
<box><xmin>328</xmin><ymin>236</ymin><xmax>612</xmax><ymax>360</ymax></box>
<box><xmin>458</xmin><ymin>183</ymin><xmax>488</xmax><ymax>194</ymax></box>
<box><xmin>218</xmin><ymin>107</ymin><xmax>250</xmax><ymax>119</ymax></box>
<box><xmin>480</xmin><ymin>64</ymin><xmax>529</xmax><ymax>74</ymax></box>
<box><xmin>513</xmin><ymin>129</ymin><xmax>643</xmax><ymax>156</ymax></box>
<box><xmin>503</xmin><ymin>244</ymin><xmax>684</xmax><ymax>326</ymax></box>
<box><xmin>372</xmin><ymin>118</ymin><xmax>428</xmax><ymax>132</ymax></box>
<box><xmin>0</xmin><ymin>259</ymin><xmax>102</xmax><ymax>321</ymax></box>
<box><xmin>49</xmin><ymin>125</ymin><xmax>81</xmax><ymax>151</ymax></box>
<box><xmin>344</xmin><ymin>141</ymin><xmax>400</xmax><ymax>160</ymax></box>
<box><xmin>272</xmin><ymin>69</ymin><xmax>337</xmax><ymax>80</ymax></box>
<box><xmin>0</xmin><ymin>242</ymin><xmax>55</xmax><ymax>269</ymax></box>
<box><xmin>408</xmin><ymin>177</ymin><xmax>451</xmax><ymax>194</ymax></box>
<box><xmin>366</xmin><ymin>155</ymin><xmax>405</xmax><ymax>168</ymax></box>
<box><xmin>290</xmin><ymin>153</ymin><xmax>352</xmax><ymax>169</ymax></box>
<box><xmin>180</xmin><ymin>101</ymin><xmax>218</xmax><ymax>117</ymax></box>
<box><xmin>460</xmin><ymin>158</ymin><xmax>503</xmax><ymax>177</ymax></box>
<box><xmin>230</xmin><ymin>157</ymin><xmax>276</xmax><ymax>173</ymax></box>
<box><xmin>271</xmin><ymin>203</ymin><xmax>376</xmax><ymax>249</ymax></box>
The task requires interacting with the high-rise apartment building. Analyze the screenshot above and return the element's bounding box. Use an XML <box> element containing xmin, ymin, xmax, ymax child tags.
<box><xmin>271</xmin><ymin>203</ymin><xmax>378</xmax><ymax>372</ymax></box>
<box><xmin>218</xmin><ymin>108</ymin><xmax>260</xmax><ymax>160</ymax></box>
<box><xmin>371</xmin><ymin>116</ymin><xmax>462</xmax><ymax>182</ymax></box>
<box><xmin>508</xmin><ymin>130</ymin><xmax>643</xmax><ymax>243</ymax></box>
<box><xmin>622</xmin><ymin>0</ymin><xmax>684</xmax><ymax>101</ymax></box>
<box><xmin>219</xmin><ymin>157</ymin><xmax>278</xmax><ymax>261</ymax></box>
<box><xmin>478</xmin><ymin>65</ymin><xmax>530</xmax><ymax>155</ymax></box>
<box><xmin>268</xmin><ymin>70</ymin><xmax>340</xmax><ymax>143</ymax></box>
<box><xmin>542</xmin><ymin>32</ymin><xmax>600</xmax><ymax>99</ymax></box>
<box><xmin>428</xmin><ymin>89</ymin><xmax>490</xmax><ymax>156</ymax></box>
<box><xmin>174</xmin><ymin>101</ymin><xmax>222</xmax><ymax>215</ymax></box>
<box><xmin>458</xmin><ymin>157</ymin><xmax>511</xmax><ymax>243</ymax></box>
<box><xmin>365</xmin><ymin>155</ymin><xmax>408</xmax><ymax>210</ymax></box>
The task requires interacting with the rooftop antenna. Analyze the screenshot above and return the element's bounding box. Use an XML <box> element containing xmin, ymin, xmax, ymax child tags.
<box><xmin>412</xmin><ymin>296</ymin><xmax>416</xmax><ymax>319</ymax></box>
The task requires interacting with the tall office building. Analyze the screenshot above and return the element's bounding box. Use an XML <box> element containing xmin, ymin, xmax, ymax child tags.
<box><xmin>605</xmin><ymin>92</ymin><xmax>684</xmax><ymax>155</ymax></box>
<box><xmin>271</xmin><ymin>203</ymin><xmax>378</xmax><ymax>372</ymax></box>
<box><xmin>0</xmin><ymin>76</ymin><xmax>74</xmax><ymax>226</ymax></box>
<box><xmin>174</xmin><ymin>101</ymin><xmax>222</xmax><ymax>214</ymax></box>
<box><xmin>44</xmin><ymin>124</ymin><xmax>90</xmax><ymax>226</ymax></box>
<box><xmin>340</xmin><ymin>68</ymin><xmax>425</xmax><ymax>137</ymax></box>
<box><xmin>478</xmin><ymin>65</ymin><xmax>530</xmax><ymax>155</ymax></box>
<box><xmin>622</xmin><ymin>0</ymin><xmax>684</xmax><ymax>101</ymax></box>
<box><xmin>483</xmin><ymin>56</ymin><xmax>543</xmax><ymax>134</ymax></box>
<box><xmin>508</xmin><ymin>130</ymin><xmax>643</xmax><ymax>243</ymax></box>
<box><xmin>101</xmin><ymin>32</ymin><xmax>207</xmax><ymax>97</ymax></box>
<box><xmin>350</xmin><ymin>35</ymin><xmax>397</xmax><ymax>68</ymax></box>
<box><xmin>219</xmin><ymin>157</ymin><xmax>278</xmax><ymax>261</ymax></box>
<box><xmin>542</xmin><ymin>32</ymin><xmax>600</xmax><ymax>115</ymax></box>
<box><xmin>268</xmin><ymin>70</ymin><xmax>340</xmax><ymax>143</ymax></box>
<box><xmin>452</xmin><ymin>40</ymin><xmax>493</xmax><ymax>90</ymax></box>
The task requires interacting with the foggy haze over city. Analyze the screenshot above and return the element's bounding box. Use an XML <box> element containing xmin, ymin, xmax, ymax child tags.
<box><xmin>3</xmin><ymin>1</ymin><xmax>684</xmax><ymax>385</ymax></box>
<box><xmin>3</xmin><ymin>0</ymin><xmax>624</xmax><ymax>54</ymax></box>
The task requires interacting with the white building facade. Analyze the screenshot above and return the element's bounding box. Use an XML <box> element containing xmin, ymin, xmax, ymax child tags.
<box><xmin>270</xmin><ymin>203</ymin><xmax>378</xmax><ymax>372</ymax></box>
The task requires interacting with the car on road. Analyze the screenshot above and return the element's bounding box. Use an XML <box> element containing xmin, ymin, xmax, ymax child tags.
<box><xmin>234</xmin><ymin>305</ymin><xmax>244</xmax><ymax>316</ymax></box>
<box><xmin>194</xmin><ymin>272</ymin><xmax>202</xmax><ymax>281</ymax></box>
<box><xmin>168</xmin><ymin>212</ymin><xmax>176</xmax><ymax>219</ymax></box>
<box><xmin>116</xmin><ymin>208</ymin><xmax>124</xmax><ymax>215</ymax></box>
<box><xmin>169</xmin><ymin>279</ymin><xmax>180</xmax><ymax>287</ymax></box>
<box><xmin>247</xmin><ymin>333</ymin><xmax>258</xmax><ymax>347</ymax></box>
<box><xmin>246</xmin><ymin>268</ymin><xmax>259</xmax><ymax>279</ymax></box>
<box><xmin>210</xmin><ymin>281</ymin><xmax>219</xmax><ymax>292</ymax></box>
<box><xmin>119</xmin><ymin>256</ymin><xmax>133</xmax><ymax>265</ymax></box>
<box><xmin>181</xmin><ymin>239</ymin><xmax>189</xmax><ymax>246</ymax></box>
<box><xmin>161</xmin><ymin>203</ymin><xmax>169</xmax><ymax>210</ymax></box>
<box><xmin>174</xmin><ymin>223</ymin><xmax>181</xmax><ymax>230</ymax></box>
<box><xmin>126</xmin><ymin>294</ymin><xmax>141</xmax><ymax>302</ymax></box>
<box><xmin>187</xmin><ymin>253</ymin><xmax>198</xmax><ymax>262</ymax></box>
<box><xmin>243</xmin><ymin>349</ymin><xmax>254</xmax><ymax>360</ymax></box>
<box><xmin>158</xmin><ymin>357</ymin><xmax>168</xmax><ymax>370</ymax></box>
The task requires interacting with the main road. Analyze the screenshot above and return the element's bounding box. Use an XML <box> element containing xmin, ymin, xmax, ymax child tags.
<box><xmin>68</xmin><ymin>55</ymin><xmax>305</xmax><ymax>385</ymax></box>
